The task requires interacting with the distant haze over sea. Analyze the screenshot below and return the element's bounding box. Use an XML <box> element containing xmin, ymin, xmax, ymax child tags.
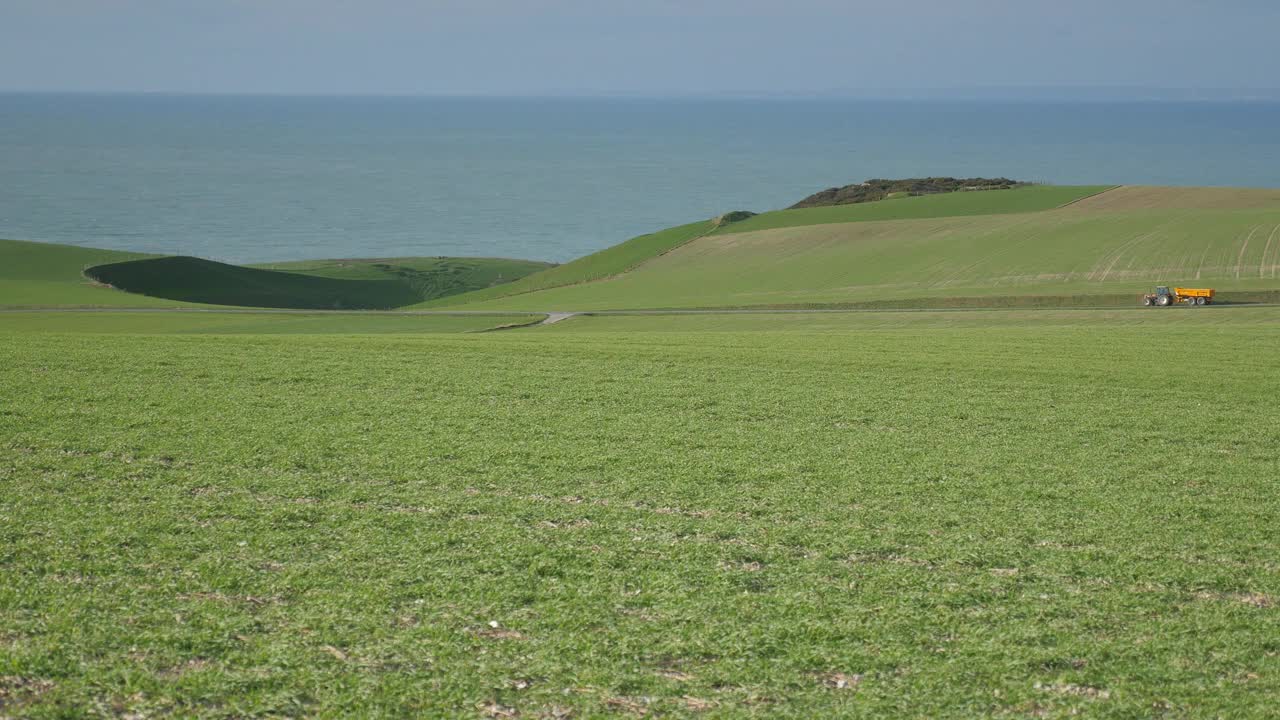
<box><xmin>2</xmin><ymin>93</ymin><xmax>1278</xmax><ymax>264</ymax></box>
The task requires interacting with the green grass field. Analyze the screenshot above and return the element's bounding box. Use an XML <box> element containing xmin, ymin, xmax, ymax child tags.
<box><xmin>0</xmin><ymin>311</ymin><xmax>542</xmax><ymax>335</ymax></box>
<box><xmin>542</xmin><ymin>305</ymin><xmax>1280</xmax><ymax>332</ymax></box>
<box><xmin>3</xmin><ymin>308</ymin><xmax>1280</xmax><ymax>717</ymax></box>
<box><xmin>453</xmin><ymin>187</ymin><xmax>1280</xmax><ymax>311</ymax></box>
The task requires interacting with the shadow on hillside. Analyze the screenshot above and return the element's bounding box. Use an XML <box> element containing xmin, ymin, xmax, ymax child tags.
<box><xmin>85</xmin><ymin>256</ymin><xmax>422</xmax><ymax>310</ymax></box>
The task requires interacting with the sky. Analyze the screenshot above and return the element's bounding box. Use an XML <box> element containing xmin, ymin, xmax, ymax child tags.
<box><xmin>2</xmin><ymin>0</ymin><xmax>1278</xmax><ymax>97</ymax></box>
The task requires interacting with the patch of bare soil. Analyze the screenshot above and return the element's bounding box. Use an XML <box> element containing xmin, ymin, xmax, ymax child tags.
<box><xmin>818</xmin><ymin>671</ymin><xmax>863</xmax><ymax>690</ymax></box>
<box><xmin>681</xmin><ymin>696</ymin><xmax>718</xmax><ymax>711</ymax></box>
<box><xmin>475</xmin><ymin>621</ymin><xmax>526</xmax><ymax>640</ymax></box>
<box><xmin>603</xmin><ymin>696</ymin><xmax>651</xmax><ymax>716</ymax></box>
<box><xmin>1195</xmin><ymin>590</ymin><xmax>1274</xmax><ymax>608</ymax></box>
<box><xmin>1033</xmin><ymin>681</ymin><xmax>1111</xmax><ymax>699</ymax></box>
<box><xmin>158</xmin><ymin>658</ymin><xmax>212</xmax><ymax>678</ymax></box>
<box><xmin>0</xmin><ymin>676</ymin><xmax>55</xmax><ymax>706</ymax></box>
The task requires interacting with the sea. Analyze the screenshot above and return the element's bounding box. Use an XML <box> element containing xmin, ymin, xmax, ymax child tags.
<box><xmin>2</xmin><ymin>93</ymin><xmax>1279</xmax><ymax>264</ymax></box>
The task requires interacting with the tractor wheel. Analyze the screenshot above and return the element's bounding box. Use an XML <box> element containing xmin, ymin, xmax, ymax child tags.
<box><xmin>1142</xmin><ymin>297</ymin><xmax>1153</xmax><ymax>306</ymax></box>
<box><xmin>1157</xmin><ymin>295</ymin><xmax>1171</xmax><ymax>306</ymax></box>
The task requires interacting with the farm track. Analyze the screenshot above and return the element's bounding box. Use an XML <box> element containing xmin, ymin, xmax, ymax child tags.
<box><xmin>4</xmin><ymin>303</ymin><xmax>1279</xmax><ymax>320</ymax></box>
<box><xmin>1052</xmin><ymin>184</ymin><xmax>1121</xmax><ymax>209</ymax></box>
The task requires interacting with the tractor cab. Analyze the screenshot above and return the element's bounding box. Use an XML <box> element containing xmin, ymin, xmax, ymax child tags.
<box><xmin>1142</xmin><ymin>285</ymin><xmax>1175</xmax><ymax>306</ymax></box>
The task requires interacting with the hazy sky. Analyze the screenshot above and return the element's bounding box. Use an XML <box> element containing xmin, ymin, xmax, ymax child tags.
<box><xmin>2</xmin><ymin>0</ymin><xmax>1277</xmax><ymax>96</ymax></box>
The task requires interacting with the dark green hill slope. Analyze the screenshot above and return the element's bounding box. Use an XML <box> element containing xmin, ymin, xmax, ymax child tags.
<box><xmin>82</xmin><ymin>255</ymin><xmax>553</xmax><ymax>310</ymax></box>
<box><xmin>254</xmin><ymin>257</ymin><xmax>553</xmax><ymax>302</ymax></box>
<box><xmin>85</xmin><ymin>256</ymin><xmax>421</xmax><ymax>309</ymax></box>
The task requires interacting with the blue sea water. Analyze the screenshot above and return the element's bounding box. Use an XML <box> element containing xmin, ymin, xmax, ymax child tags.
<box><xmin>2</xmin><ymin>94</ymin><xmax>1278</xmax><ymax>264</ymax></box>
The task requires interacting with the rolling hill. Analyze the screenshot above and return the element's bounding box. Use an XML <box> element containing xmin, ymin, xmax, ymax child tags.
<box><xmin>413</xmin><ymin>220</ymin><xmax>717</xmax><ymax>308</ymax></box>
<box><xmin>12</xmin><ymin>183</ymin><xmax>1280</xmax><ymax>313</ymax></box>
<box><xmin>85</xmin><ymin>255</ymin><xmax>551</xmax><ymax>310</ymax></box>
<box><xmin>440</xmin><ymin>185</ymin><xmax>1280</xmax><ymax>311</ymax></box>
<box><xmin>0</xmin><ymin>239</ymin><xmax>551</xmax><ymax>309</ymax></box>
<box><xmin>0</xmin><ymin>238</ymin><xmax>178</xmax><ymax>308</ymax></box>
<box><xmin>423</xmin><ymin>184</ymin><xmax>1111</xmax><ymax>308</ymax></box>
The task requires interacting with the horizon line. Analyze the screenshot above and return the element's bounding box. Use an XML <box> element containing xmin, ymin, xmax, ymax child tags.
<box><xmin>3</xmin><ymin>87</ymin><xmax>1280</xmax><ymax>103</ymax></box>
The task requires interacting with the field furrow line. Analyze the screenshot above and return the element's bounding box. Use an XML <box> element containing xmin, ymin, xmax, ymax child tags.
<box><xmin>1090</xmin><ymin>232</ymin><xmax>1151</xmax><ymax>282</ymax></box>
<box><xmin>1236</xmin><ymin>225</ymin><xmax>1259</xmax><ymax>279</ymax></box>
<box><xmin>1263</xmin><ymin>223</ymin><xmax>1280</xmax><ymax>278</ymax></box>
<box><xmin>1195</xmin><ymin>237</ymin><xmax>1215</xmax><ymax>280</ymax></box>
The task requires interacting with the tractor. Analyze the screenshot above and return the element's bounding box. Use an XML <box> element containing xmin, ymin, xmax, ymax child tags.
<box><xmin>1142</xmin><ymin>286</ymin><xmax>1214</xmax><ymax>307</ymax></box>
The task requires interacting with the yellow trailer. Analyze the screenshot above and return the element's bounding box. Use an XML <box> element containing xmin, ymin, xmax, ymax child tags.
<box><xmin>1142</xmin><ymin>286</ymin><xmax>1215</xmax><ymax>306</ymax></box>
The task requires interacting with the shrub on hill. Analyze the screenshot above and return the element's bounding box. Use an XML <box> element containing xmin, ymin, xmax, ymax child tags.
<box><xmin>714</xmin><ymin>210</ymin><xmax>758</xmax><ymax>226</ymax></box>
<box><xmin>790</xmin><ymin>177</ymin><xmax>1028</xmax><ymax>209</ymax></box>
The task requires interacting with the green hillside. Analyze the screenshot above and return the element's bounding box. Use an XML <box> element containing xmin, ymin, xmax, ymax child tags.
<box><xmin>425</xmin><ymin>186</ymin><xmax>1107</xmax><ymax>309</ymax></box>
<box><xmin>255</xmin><ymin>256</ymin><xmax>552</xmax><ymax>299</ymax></box>
<box><xmin>0</xmin><ymin>238</ymin><xmax>182</xmax><ymax>308</ymax></box>
<box><xmin>420</xmin><ymin>220</ymin><xmax>715</xmax><ymax>308</ymax></box>
<box><xmin>454</xmin><ymin>186</ymin><xmax>1280</xmax><ymax>311</ymax></box>
<box><xmin>1</xmin><ymin>238</ymin><xmax>552</xmax><ymax>310</ymax></box>
<box><xmin>17</xmin><ymin>184</ymin><xmax>1277</xmax><ymax>313</ymax></box>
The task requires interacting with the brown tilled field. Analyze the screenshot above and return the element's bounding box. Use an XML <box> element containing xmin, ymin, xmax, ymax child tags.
<box><xmin>1066</xmin><ymin>185</ymin><xmax>1280</xmax><ymax>212</ymax></box>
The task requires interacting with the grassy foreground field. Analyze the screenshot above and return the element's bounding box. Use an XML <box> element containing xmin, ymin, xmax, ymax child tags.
<box><xmin>3</xmin><ymin>309</ymin><xmax>1279</xmax><ymax>717</ymax></box>
<box><xmin>0</xmin><ymin>311</ymin><xmax>543</xmax><ymax>335</ymax></box>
